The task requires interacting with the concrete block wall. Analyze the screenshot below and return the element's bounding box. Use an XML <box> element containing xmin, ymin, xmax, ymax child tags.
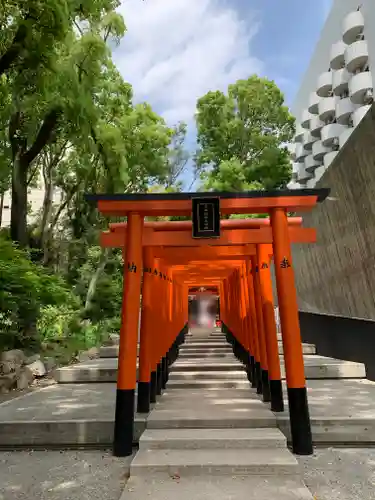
<box><xmin>292</xmin><ymin>103</ymin><xmax>375</xmax><ymax>320</ymax></box>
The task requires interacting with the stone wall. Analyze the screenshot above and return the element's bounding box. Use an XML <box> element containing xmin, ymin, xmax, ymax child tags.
<box><xmin>292</xmin><ymin>104</ymin><xmax>375</xmax><ymax>320</ymax></box>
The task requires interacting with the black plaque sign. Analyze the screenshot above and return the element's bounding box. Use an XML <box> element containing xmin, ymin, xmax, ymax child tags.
<box><xmin>192</xmin><ymin>197</ymin><xmax>220</xmax><ymax>238</ymax></box>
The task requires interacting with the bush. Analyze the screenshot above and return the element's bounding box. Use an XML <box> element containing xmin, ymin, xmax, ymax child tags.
<box><xmin>37</xmin><ymin>304</ymin><xmax>120</xmax><ymax>361</ymax></box>
<box><xmin>0</xmin><ymin>238</ymin><xmax>80</xmax><ymax>351</ymax></box>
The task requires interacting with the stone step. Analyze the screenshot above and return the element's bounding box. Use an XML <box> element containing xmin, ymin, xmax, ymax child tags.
<box><xmin>185</xmin><ymin>338</ymin><xmax>227</xmax><ymax>344</ymax></box>
<box><xmin>139</xmin><ymin>428</ymin><xmax>287</xmax><ymax>450</ymax></box>
<box><xmin>120</xmin><ymin>476</ymin><xmax>314</xmax><ymax>500</ymax></box>
<box><xmin>281</xmin><ymin>355</ymin><xmax>366</xmax><ymax>379</ymax></box>
<box><xmin>147</xmin><ymin>406</ymin><xmax>276</xmax><ymax>430</ymax></box>
<box><xmin>171</xmin><ymin>361</ymin><xmax>244</xmax><ymax>372</ymax></box>
<box><xmin>153</xmin><ymin>398</ymin><xmax>269</xmax><ymax>430</ymax></box>
<box><xmin>179</xmin><ymin>352</ymin><xmax>236</xmax><ymax>358</ymax></box>
<box><xmin>99</xmin><ymin>343</ymin><xmax>316</xmax><ymax>360</ymax></box>
<box><xmin>165</xmin><ymin>379</ymin><xmax>250</xmax><ymax>390</ymax></box>
<box><xmin>179</xmin><ymin>344</ymin><xmax>316</xmax><ymax>356</ymax></box>
<box><xmin>181</xmin><ymin>343</ymin><xmax>230</xmax><ymax>349</ymax></box>
<box><xmin>171</xmin><ymin>356</ymin><xmax>366</xmax><ymax>380</ymax></box>
<box><xmin>178</xmin><ymin>348</ymin><xmax>233</xmax><ymax>354</ymax></box>
<box><xmin>160</xmin><ymin>388</ymin><xmax>260</xmax><ymax>399</ymax></box>
<box><xmin>99</xmin><ymin>346</ymin><xmax>125</xmax><ymax>358</ymax></box>
<box><xmin>169</xmin><ymin>370</ymin><xmax>247</xmax><ymax>381</ymax></box>
<box><xmin>154</xmin><ymin>397</ymin><xmax>265</xmax><ymax>412</ymax></box>
<box><xmin>55</xmin><ymin>358</ymin><xmax>121</xmax><ymax>383</ymax></box>
<box><xmin>56</xmin><ymin>354</ymin><xmax>365</xmax><ymax>383</ymax></box>
<box><xmin>130</xmin><ymin>448</ymin><xmax>299</xmax><ymax>476</ymax></box>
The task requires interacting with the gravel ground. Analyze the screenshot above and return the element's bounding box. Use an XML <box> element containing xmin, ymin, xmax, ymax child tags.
<box><xmin>0</xmin><ymin>450</ymin><xmax>133</xmax><ymax>500</ymax></box>
<box><xmin>298</xmin><ymin>448</ymin><xmax>375</xmax><ymax>499</ymax></box>
<box><xmin>1</xmin><ymin>447</ymin><xmax>375</xmax><ymax>500</ymax></box>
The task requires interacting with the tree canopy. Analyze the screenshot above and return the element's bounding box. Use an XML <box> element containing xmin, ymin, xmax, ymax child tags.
<box><xmin>0</xmin><ymin>3</ymin><xmax>296</xmax><ymax>373</ymax></box>
<box><xmin>0</xmin><ymin>0</ymin><xmax>188</xmax><ymax>362</ymax></box>
<box><xmin>195</xmin><ymin>75</ymin><xmax>295</xmax><ymax>191</ymax></box>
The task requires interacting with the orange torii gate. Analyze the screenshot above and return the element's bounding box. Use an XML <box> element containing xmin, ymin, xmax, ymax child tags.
<box><xmin>86</xmin><ymin>189</ymin><xmax>329</xmax><ymax>458</ymax></box>
<box><xmin>165</xmin><ymin>251</ymin><xmax>282</xmax><ymax>408</ymax></box>
<box><xmin>101</xmin><ymin>228</ymin><xmax>310</xmax><ymax>413</ymax></box>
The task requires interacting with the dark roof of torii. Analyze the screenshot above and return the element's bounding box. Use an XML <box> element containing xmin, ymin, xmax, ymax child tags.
<box><xmin>86</xmin><ymin>188</ymin><xmax>330</xmax><ymax>204</ymax></box>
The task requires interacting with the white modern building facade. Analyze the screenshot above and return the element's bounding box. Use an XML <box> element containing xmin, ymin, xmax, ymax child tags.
<box><xmin>1</xmin><ymin>188</ymin><xmax>62</xmax><ymax>227</ymax></box>
<box><xmin>288</xmin><ymin>0</ymin><xmax>375</xmax><ymax>188</ymax></box>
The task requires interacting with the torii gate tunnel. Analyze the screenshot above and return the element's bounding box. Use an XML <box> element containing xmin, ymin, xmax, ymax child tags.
<box><xmin>86</xmin><ymin>189</ymin><xmax>329</xmax><ymax>458</ymax></box>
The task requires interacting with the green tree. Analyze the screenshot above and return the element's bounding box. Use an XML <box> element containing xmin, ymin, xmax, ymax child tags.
<box><xmin>195</xmin><ymin>75</ymin><xmax>295</xmax><ymax>192</ymax></box>
<box><xmin>165</xmin><ymin>121</ymin><xmax>189</xmax><ymax>190</ymax></box>
<box><xmin>0</xmin><ymin>0</ymin><xmax>123</xmax><ymax>245</ymax></box>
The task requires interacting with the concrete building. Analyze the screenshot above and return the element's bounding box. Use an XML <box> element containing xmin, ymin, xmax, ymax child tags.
<box><xmin>0</xmin><ymin>187</ymin><xmax>62</xmax><ymax>227</ymax></box>
<box><xmin>288</xmin><ymin>0</ymin><xmax>375</xmax><ymax>188</ymax></box>
<box><xmin>285</xmin><ymin>0</ymin><xmax>375</xmax><ymax>382</ymax></box>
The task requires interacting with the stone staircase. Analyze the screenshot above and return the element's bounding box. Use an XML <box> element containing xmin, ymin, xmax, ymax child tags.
<box><xmin>1</xmin><ymin>323</ymin><xmax>374</xmax><ymax>454</ymax></box>
<box><xmin>121</xmin><ymin>329</ymin><xmax>315</xmax><ymax>499</ymax></box>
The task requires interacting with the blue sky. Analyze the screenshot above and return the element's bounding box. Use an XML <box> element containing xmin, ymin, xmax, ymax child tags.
<box><xmin>114</xmin><ymin>0</ymin><xmax>332</xmax><ymax>185</ymax></box>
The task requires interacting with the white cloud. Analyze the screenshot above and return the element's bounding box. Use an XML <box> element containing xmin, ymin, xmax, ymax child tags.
<box><xmin>113</xmin><ymin>0</ymin><xmax>263</xmax><ymax>126</ymax></box>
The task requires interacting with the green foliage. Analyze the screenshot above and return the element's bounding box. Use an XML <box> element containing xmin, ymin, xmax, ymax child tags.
<box><xmin>74</xmin><ymin>246</ymin><xmax>123</xmax><ymax>322</ymax></box>
<box><xmin>37</xmin><ymin>305</ymin><xmax>119</xmax><ymax>363</ymax></box>
<box><xmin>203</xmin><ymin>159</ymin><xmax>265</xmax><ymax>192</ymax></box>
<box><xmin>37</xmin><ymin>304</ymin><xmax>80</xmax><ymax>343</ymax></box>
<box><xmin>195</xmin><ymin>75</ymin><xmax>295</xmax><ymax>191</ymax></box>
<box><xmin>0</xmin><ymin>3</ymin><xmax>296</xmax><ymax>368</ymax></box>
<box><xmin>0</xmin><ymin>237</ymin><xmax>79</xmax><ymax>350</ymax></box>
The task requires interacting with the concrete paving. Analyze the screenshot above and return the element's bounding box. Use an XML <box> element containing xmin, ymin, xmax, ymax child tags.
<box><xmin>277</xmin><ymin>378</ymin><xmax>375</xmax><ymax>444</ymax></box>
<box><xmin>0</xmin><ymin>383</ymin><xmax>146</xmax><ymax>447</ymax></box>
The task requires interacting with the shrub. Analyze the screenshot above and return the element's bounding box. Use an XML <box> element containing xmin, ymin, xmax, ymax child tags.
<box><xmin>0</xmin><ymin>238</ymin><xmax>80</xmax><ymax>350</ymax></box>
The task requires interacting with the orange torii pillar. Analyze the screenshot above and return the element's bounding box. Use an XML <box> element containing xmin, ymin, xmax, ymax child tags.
<box><xmin>137</xmin><ymin>247</ymin><xmax>154</xmax><ymax>413</ymax></box>
<box><xmin>137</xmin><ymin>252</ymin><xmax>176</xmax><ymax>413</ymax></box>
<box><xmin>240</xmin><ymin>262</ymin><xmax>256</xmax><ymax>385</ymax></box>
<box><xmin>271</xmin><ymin>208</ymin><xmax>313</xmax><ymax>455</ymax></box>
<box><xmin>251</xmin><ymin>255</ymin><xmax>270</xmax><ymax>400</ymax></box>
<box><xmin>224</xmin><ymin>268</ymin><xmax>247</xmax><ymax>365</ymax></box>
<box><xmin>113</xmin><ymin>213</ymin><xmax>144</xmax><ymax>457</ymax></box>
<box><xmin>245</xmin><ymin>259</ymin><xmax>261</xmax><ymax>390</ymax></box>
<box><xmin>154</xmin><ymin>260</ymin><xmax>171</xmax><ymax>396</ymax></box>
<box><xmin>257</xmin><ymin>244</ymin><xmax>284</xmax><ymax>413</ymax></box>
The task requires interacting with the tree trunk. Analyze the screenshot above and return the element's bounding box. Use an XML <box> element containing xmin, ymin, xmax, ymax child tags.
<box><xmin>10</xmin><ymin>154</ymin><xmax>28</xmax><ymax>246</ymax></box>
<box><xmin>84</xmin><ymin>248</ymin><xmax>110</xmax><ymax>312</ymax></box>
<box><xmin>42</xmin><ymin>187</ymin><xmax>77</xmax><ymax>265</ymax></box>
<box><xmin>40</xmin><ymin>158</ymin><xmax>53</xmax><ymax>254</ymax></box>
<box><xmin>0</xmin><ymin>23</ymin><xmax>28</xmax><ymax>77</ymax></box>
<box><xmin>40</xmin><ymin>183</ymin><xmax>53</xmax><ymax>246</ymax></box>
<box><xmin>0</xmin><ymin>191</ymin><xmax>4</xmax><ymax>227</ymax></box>
<box><xmin>8</xmin><ymin>107</ymin><xmax>61</xmax><ymax>247</ymax></box>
